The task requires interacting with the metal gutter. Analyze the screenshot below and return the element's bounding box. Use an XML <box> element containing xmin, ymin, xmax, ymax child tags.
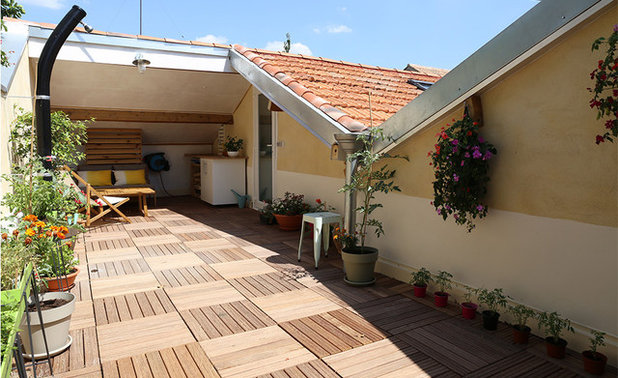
<box><xmin>229</xmin><ymin>49</ymin><xmax>350</xmax><ymax>146</ymax></box>
<box><xmin>376</xmin><ymin>0</ymin><xmax>613</xmax><ymax>153</ymax></box>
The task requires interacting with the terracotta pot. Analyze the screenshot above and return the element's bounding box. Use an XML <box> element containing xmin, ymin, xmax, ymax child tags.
<box><xmin>413</xmin><ymin>284</ymin><xmax>427</xmax><ymax>298</ymax></box>
<box><xmin>273</xmin><ymin>214</ymin><xmax>302</xmax><ymax>231</ymax></box>
<box><xmin>482</xmin><ymin>310</ymin><xmax>500</xmax><ymax>330</ymax></box>
<box><xmin>545</xmin><ymin>337</ymin><xmax>567</xmax><ymax>359</ymax></box>
<box><xmin>461</xmin><ymin>302</ymin><xmax>478</xmax><ymax>319</ymax></box>
<box><xmin>43</xmin><ymin>267</ymin><xmax>80</xmax><ymax>292</ymax></box>
<box><xmin>341</xmin><ymin>246</ymin><xmax>378</xmax><ymax>286</ymax></box>
<box><xmin>512</xmin><ymin>325</ymin><xmax>530</xmax><ymax>344</ymax></box>
<box><xmin>434</xmin><ymin>292</ymin><xmax>449</xmax><ymax>307</ymax></box>
<box><xmin>582</xmin><ymin>351</ymin><xmax>607</xmax><ymax>375</ymax></box>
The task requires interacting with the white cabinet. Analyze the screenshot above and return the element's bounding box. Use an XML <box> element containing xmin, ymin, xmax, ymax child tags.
<box><xmin>200</xmin><ymin>158</ymin><xmax>246</xmax><ymax>205</ymax></box>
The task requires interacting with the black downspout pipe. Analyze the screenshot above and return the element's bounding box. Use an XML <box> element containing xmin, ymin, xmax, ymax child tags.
<box><xmin>35</xmin><ymin>5</ymin><xmax>86</xmax><ymax>179</ymax></box>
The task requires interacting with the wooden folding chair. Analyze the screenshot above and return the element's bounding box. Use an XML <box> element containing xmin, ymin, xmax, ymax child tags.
<box><xmin>61</xmin><ymin>166</ymin><xmax>131</xmax><ymax>227</ymax></box>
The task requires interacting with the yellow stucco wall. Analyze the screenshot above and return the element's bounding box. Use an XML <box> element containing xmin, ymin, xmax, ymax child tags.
<box><xmin>276</xmin><ymin>111</ymin><xmax>344</xmax><ymax>179</ymax></box>
<box><xmin>389</xmin><ymin>5</ymin><xmax>617</xmax><ymax>228</ymax></box>
<box><xmin>228</xmin><ymin>87</ymin><xmax>254</xmax><ymax>164</ymax></box>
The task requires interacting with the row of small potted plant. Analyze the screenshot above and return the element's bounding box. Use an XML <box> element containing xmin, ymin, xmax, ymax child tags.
<box><xmin>409</xmin><ymin>268</ymin><xmax>609</xmax><ymax>375</ymax></box>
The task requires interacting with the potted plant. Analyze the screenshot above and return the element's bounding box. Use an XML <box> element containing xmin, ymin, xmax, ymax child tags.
<box><xmin>258</xmin><ymin>202</ymin><xmax>275</xmax><ymax>225</ymax></box>
<box><xmin>224</xmin><ymin>136</ymin><xmax>244</xmax><ymax>157</ymax></box>
<box><xmin>537</xmin><ymin>311</ymin><xmax>574</xmax><ymax>359</ymax></box>
<box><xmin>270</xmin><ymin>192</ymin><xmax>310</xmax><ymax>231</ymax></box>
<box><xmin>477</xmin><ymin>288</ymin><xmax>508</xmax><ymax>330</ymax></box>
<box><xmin>582</xmin><ymin>330</ymin><xmax>607</xmax><ymax>375</ymax></box>
<box><xmin>339</xmin><ymin>126</ymin><xmax>407</xmax><ymax>286</ymax></box>
<box><xmin>409</xmin><ymin>267</ymin><xmax>432</xmax><ymax>298</ymax></box>
<box><xmin>589</xmin><ymin>25</ymin><xmax>617</xmax><ymax>144</ymax></box>
<box><xmin>461</xmin><ymin>286</ymin><xmax>478</xmax><ymax>319</ymax></box>
<box><xmin>508</xmin><ymin>304</ymin><xmax>536</xmax><ymax>344</ymax></box>
<box><xmin>433</xmin><ymin>270</ymin><xmax>453</xmax><ymax>307</ymax></box>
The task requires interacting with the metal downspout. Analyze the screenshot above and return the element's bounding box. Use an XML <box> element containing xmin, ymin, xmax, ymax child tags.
<box><xmin>334</xmin><ymin>133</ymin><xmax>362</xmax><ymax>233</ymax></box>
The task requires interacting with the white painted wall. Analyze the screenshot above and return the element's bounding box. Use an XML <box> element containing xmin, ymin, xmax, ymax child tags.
<box><xmin>275</xmin><ymin>170</ymin><xmax>345</xmax><ymax>217</ymax></box>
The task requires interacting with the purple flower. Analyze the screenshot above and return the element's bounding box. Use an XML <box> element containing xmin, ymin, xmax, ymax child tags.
<box><xmin>454</xmin><ymin>214</ymin><xmax>459</xmax><ymax>220</ymax></box>
<box><xmin>460</xmin><ymin>161</ymin><xmax>465</xmax><ymax>166</ymax></box>
<box><xmin>437</xmin><ymin>208</ymin><xmax>442</xmax><ymax>215</ymax></box>
<box><xmin>478</xmin><ymin>136</ymin><xmax>485</xmax><ymax>143</ymax></box>
<box><xmin>453</xmin><ymin>174</ymin><xmax>459</xmax><ymax>182</ymax></box>
<box><xmin>452</xmin><ymin>147</ymin><xmax>458</xmax><ymax>153</ymax></box>
<box><xmin>476</xmin><ymin>205</ymin><xmax>484</xmax><ymax>211</ymax></box>
<box><xmin>614</xmin><ymin>24</ymin><xmax>618</xmax><ymax>32</ymax></box>
<box><xmin>451</xmin><ymin>139</ymin><xmax>459</xmax><ymax>146</ymax></box>
<box><xmin>464</xmin><ymin>152</ymin><xmax>470</xmax><ymax>158</ymax></box>
<box><xmin>445</xmin><ymin>205</ymin><xmax>451</xmax><ymax>210</ymax></box>
<box><xmin>472</xmin><ymin>150</ymin><xmax>482</xmax><ymax>159</ymax></box>
<box><xmin>483</xmin><ymin>151</ymin><xmax>493</xmax><ymax>160</ymax></box>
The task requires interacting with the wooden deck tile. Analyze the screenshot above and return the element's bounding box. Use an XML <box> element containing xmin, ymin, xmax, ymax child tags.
<box><xmin>324</xmin><ymin>337</ymin><xmax>454</xmax><ymax>377</ymax></box>
<box><xmin>466</xmin><ymin>350</ymin><xmax>581</xmax><ymax>377</ymax></box>
<box><xmin>280</xmin><ymin>308</ymin><xmax>387</xmax><ymax>358</ymax></box>
<box><xmin>70</xmin><ymin>300</ymin><xmax>95</xmax><ymax>330</ymax></box>
<box><xmin>85</xmin><ymin>238</ymin><xmax>134</xmax><ymax>253</ymax></box>
<box><xmin>309</xmin><ymin>280</ymin><xmax>385</xmax><ymax>307</ymax></box>
<box><xmin>126</xmin><ymin>227</ymin><xmax>171</xmax><ymax>239</ymax></box>
<box><xmin>85</xmin><ymin>230</ymin><xmax>129</xmax><ymax>241</ymax></box>
<box><xmin>255</xmin><ymin>360</ymin><xmax>338</xmax><ymax>378</ymax></box>
<box><xmin>184</xmin><ymin>238</ymin><xmax>238</xmax><ymax>251</ymax></box>
<box><xmin>70</xmin><ymin>280</ymin><xmax>92</xmax><ymax>302</ymax></box>
<box><xmin>50</xmin><ymin>327</ymin><xmax>100</xmax><ymax>376</ymax></box>
<box><xmin>153</xmin><ymin>265</ymin><xmax>223</xmax><ymax>288</ymax></box>
<box><xmin>89</xmin><ymin>258</ymin><xmax>150</xmax><ymax>279</ymax></box>
<box><xmin>55</xmin><ymin>365</ymin><xmax>102</xmax><ymax>377</ymax></box>
<box><xmin>240</xmin><ymin>245</ymin><xmax>280</xmax><ymax>259</ymax></box>
<box><xmin>165</xmin><ymin>280</ymin><xmax>245</xmax><ymax>311</ymax></box>
<box><xmin>91</xmin><ymin>272</ymin><xmax>161</xmax><ymax>299</ymax></box>
<box><xmin>200</xmin><ymin>326</ymin><xmax>315</xmax><ymax>378</ymax></box>
<box><xmin>93</xmin><ymin>289</ymin><xmax>175</xmax><ymax>325</ymax></box>
<box><xmin>209</xmin><ymin>259</ymin><xmax>278</xmax><ymax>280</ymax></box>
<box><xmin>353</xmin><ymin>295</ymin><xmax>450</xmax><ymax>334</ymax></box>
<box><xmin>137</xmin><ymin>243</ymin><xmax>188</xmax><ymax>257</ymax></box>
<box><xmin>294</xmin><ymin>266</ymin><xmax>344</xmax><ymax>287</ymax></box>
<box><xmin>180</xmin><ymin>300</ymin><xmax>276</xmax><ymax>341</ymax></box>
<box><xmin>228</xmin><ymin>272</ymin><xmax>305</xmax><ymax>298</ymax></box>
<box><xmin>86</xmin><ymin>246</ymin><xmax>142</xmax><ymax>264</ymax></box>
<box><xmin>132</xmin><ymin>234</ymin><xmax>182</xmax><ymax>247</ymax></box>
<box><xmin>194</xmin><ymin>248</ymin><xmax>254</xmax><ymax>264</ymax></box>
<box><xmin>251</xmin><ymin>288</ymin><xmax>341</xmax><ymax>323</ymax></box>
<box><xmin>176</xmin><ymin>231</ymin><xmax>221</xmax><ymax>242</ymax></box>
<box><xmin>97</xmin><ymin>312</ymin><xmax>194</xmax><ymax>363</ymax></box>
<box><xmin>123</xmin><ymin>221</ymin><xmax>164</xmax><ymax>231</ymax></box>
<box><xmin>144</xmin><ymin>252</ymin><xmax>204</xmax><ymax>271</ymax></box>
<box><xmin>165</xmin><ymin>224</ymin><xmax>214</xmax><ymax>234</ymax></box>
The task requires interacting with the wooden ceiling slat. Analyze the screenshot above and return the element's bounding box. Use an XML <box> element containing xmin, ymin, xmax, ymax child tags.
<box><xmin>54</xmin><ymin>107</ymin><xmax>233</xmax><ymax>124</ymax></box>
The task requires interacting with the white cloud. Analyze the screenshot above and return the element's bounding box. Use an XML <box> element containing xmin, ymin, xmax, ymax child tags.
<box><xmin>313</xmin><ymin>28</ymin><xmax>321</xmax><ymax>34</ymax></box>
<box><xmin>20</xmin><ymin>0</ymin><xmax>64</xmax><ymax>9</ymax></box>
<box><xmin>338</xmin><ymin>6</ymin><xmax>347</xmax><ymax>12</ymax></box>
<box><xmin>327</xmin><ymin>25</ymin><xmax>352</xmax><ymax>33</ymax></box>
<box><xmin>263</xmin><ymin>41</ymin><xmax>312</xmax><ymax>56</ymax></box>
<box><xmin>196</xmin><ymin>34</ymin><xmax>228</xmax><ymax>44</ymax></box>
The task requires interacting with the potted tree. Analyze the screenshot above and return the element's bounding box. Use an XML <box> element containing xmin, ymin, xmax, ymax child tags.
<box><xmin>582</xmin><ymin>330</ymin><xmax>607</xmax><ymax>375</ymax></box>
<box><xmin>339</xmin><ymin>126</ymin><xmax>407</xmax><ymax>286</ymax></box>
<box><xmin>537</xmin><ymin>311</ymin><xmax>574</xmax><ymax>359</ymax></box>
<box><xmin>224</xmin><ymin>136</ymin><xmax>244</xmax><ymax>157</ymax></box>
<box><xmin>508</xmin><ymin>304</ymin><xmax>536</xmax><ymax>344</ymax></box>
<box><xmin>461</xmin><ymin>286</ymin><xmax>478</xmax><ymax>320</ymax></box>
<box><xmin>270</xmin><ymin>192</ymin><xmax>310</xmax><ymax>231</ymax></box>
<box><xmin>477</xmin><ymin>288</ymin><xmax>508</xmax><ymax>330</ymax></box>
<box><xmin>433</xmin><ymin>270</ymin><xmax>453</xmax><ymax>307</ymax></box>
<box><xmin>409</xmin><ymin>267</ymin><xmax>432</xmax><ymax>298</ymax></box>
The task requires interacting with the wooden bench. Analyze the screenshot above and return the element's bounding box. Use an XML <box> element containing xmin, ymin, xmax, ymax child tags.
<box><xmin>95</xmin><ymin>187</ymin><xmax>156</xmax><ymax>217</ymax></box>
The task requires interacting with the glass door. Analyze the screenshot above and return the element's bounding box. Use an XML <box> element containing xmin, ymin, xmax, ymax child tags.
<box><xmin>257</xmin><ymin>94</ymin><xmax>273</xmax><ymax>202</ymax></box>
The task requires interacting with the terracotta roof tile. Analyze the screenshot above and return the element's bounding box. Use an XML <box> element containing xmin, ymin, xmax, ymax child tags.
<box><xmin>233</xmin><ymin>44</ymin><xmax>446</xmax><ymax>132</ymax></box>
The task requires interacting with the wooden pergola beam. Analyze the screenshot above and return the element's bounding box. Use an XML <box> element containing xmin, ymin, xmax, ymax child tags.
<box><xmin>52</xmin><ymin>107</ymin><xmax>234</xmax><ymax>124</ymax></box>
<box><xmin>464</xmin><ymin>95</ymin><xmax>483</xmax><ymax>127</ymax></box>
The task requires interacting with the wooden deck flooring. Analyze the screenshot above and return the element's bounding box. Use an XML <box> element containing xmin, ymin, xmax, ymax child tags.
<box><xmin>19</xmin><ymin>197</ymin><xmax>614</xmax><ymax>377</ymax></box>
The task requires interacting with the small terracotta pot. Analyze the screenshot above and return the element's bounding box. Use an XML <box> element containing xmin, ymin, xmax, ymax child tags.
<box><xmin>43</xmin><ymin>267</ymin><xmax>80</xmax><ymax>292</ymax></box>
<box><xmin>273</xmin><ymin>214</ymin><xmax>303</xmax><ymax>231</ymax></box>
<box><xmin>582</xmin><ymin>351</ymin><xmax>607</xmax><ymax>375</ymax></box>
<box><xmin>434</xmin><ymin>292</ymin><xmax>449</xmax><ymax>307</ymax></box>
<box><xmin>512</xmin><ymin>325</ymin><xmax>530</xmax><ymax>344</ymax></box>
<box><xmin>413</xmin><ymin>284</ymin><xmax>427</xmax><ymax>298</ymax></box>
<box><xmin>545</xmin><ymin>337</ymin><xmax>567</xmax><ymax>359</ymax></box>
<box><xmin>461</xmin><ymin>302</ymin><xmax>478</xmax><ymax>319</ymax></box>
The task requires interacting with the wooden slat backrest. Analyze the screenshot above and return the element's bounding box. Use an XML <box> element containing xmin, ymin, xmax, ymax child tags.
<box><xmin>85</xmin><ymin>128</ymin><xmax>142</xmax><ymax>165</ymax></box>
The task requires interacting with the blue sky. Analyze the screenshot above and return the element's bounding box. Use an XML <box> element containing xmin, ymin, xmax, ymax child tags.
<box><xmin>17</xmin><ymin>0</ymin><xmax>538</xmax><ymax>70</ymax></box>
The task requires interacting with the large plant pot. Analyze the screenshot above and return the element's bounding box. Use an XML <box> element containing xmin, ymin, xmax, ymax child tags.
<box><xmin>42</xmin><ymin>267</ymin><xmax>80</xmax><ymax>292</ymax></box>
<box><xmin>461</xmin><ymin>302</ymin><xmax>478</xmax><ymax>319</ymax></box>
<box><xmin>273</xmin><ymin>214</ymin><xmax>302</xmax><ymax>231</ymax></box>
<box><xmin>512</xmin><ymin>325</ymin><xmax>530</xmax><ymax>344</ymax></box>
<box><xmin>19</xmin><ymin>292</ymin><xmax>76</xmax><ymax>359</ymax></box>
<box><xmin>413</xmin><ymin>284</ymin><xmax>427</xmax><ymax>298</ymax></box>
<box><xmin>434</xmin><ymin>292</ymin><xmax>449</xmax><ymax>307</ymax></box>
<box><xmin>341</xmin><ymin>246</ymin><xmax>378</xmax><ymax>286</ymax></box>
<box><xmin>582</xmin><ymin>351</ymin><xmax>607</xmax><ymax>375</ymax></box>
<box><xmin>482</xmin><ymin>310</ymin><xmax>500</xmax><ymax>330</ymax></box>
<box><xmin>545</xmin><ymin>337</ymin><xmax>567</xmax><ymax>359</ymax></box>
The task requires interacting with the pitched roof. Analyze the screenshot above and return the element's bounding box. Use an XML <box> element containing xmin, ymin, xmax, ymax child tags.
<box><xmin>234</xmin><ymin>45</ymin><xmax>445</xmax><ymax>132</ymax></box>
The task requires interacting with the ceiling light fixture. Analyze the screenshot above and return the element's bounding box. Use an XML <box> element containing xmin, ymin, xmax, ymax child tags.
<box><xmin>132</xmin><ymin>53</ymin><xmax>150</xmax><ymax>74</ymax></box>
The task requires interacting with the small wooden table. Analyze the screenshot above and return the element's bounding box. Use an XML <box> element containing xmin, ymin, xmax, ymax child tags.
<box><xmin>96</xmin><ymin>187</ymin><xmax>156</xmax><ymax>217</ymax></box>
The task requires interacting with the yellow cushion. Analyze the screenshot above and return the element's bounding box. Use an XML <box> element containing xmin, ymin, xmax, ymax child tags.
<box><xmin>114</xmin><ymin>169</ymin><xmax>147</xmax><ymax>186</ymax></box>
<box><xmin>76</xmin><ymin>170</ymin><xmax>112</xmax><ymax>187</ymax></box>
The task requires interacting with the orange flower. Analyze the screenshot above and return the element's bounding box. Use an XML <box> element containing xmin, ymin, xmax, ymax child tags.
<box><xmin>23</xmin><ymin>214</ymin><xmax>38</xmax><ymax>222</ymax></box>
<box><xmin>46</xmin><ymin>231</ymin><xmax>53</xmax><ymax>237</ymax></box>
<box><xmin>34</xmin><ymin>221</ymin><xmax>46</xmax><ymax>228</ymax></box>
<box><xmin>60</xmin><ymin>226</ymin><xmax>68</xmax><ymax>233</ymax></box>
<box><xmin>38</xmin><ymin>234</ymin><xmax>44</xmax><ymax>239</ymax></box>
<box><xmin>65</xmin><ymin>241</ymin><xmax>73</xmax><ymax>248</ymax></box>
<box><xmin>25</xmin><ymin>228</ymin><xmax>35</xmax><ymax>237</ymax></box>
<box><xmin>1</xmin><ymin>233</ymin><xmax>7</xmax><ymax>240</ymax></box>
<box><xmin>57</xmin><ymin>232</ymin><xmax>66</xmax><ymax>240</ymax></box>
<box><xmin>12</xmin><ymin>230</ymin><xmax>19</xmax><ymax>237</ymax></box>
<box><xmin>24</xmin><ymin>237</ymin><xmax>32</xmax><ymax>245</ymax></box>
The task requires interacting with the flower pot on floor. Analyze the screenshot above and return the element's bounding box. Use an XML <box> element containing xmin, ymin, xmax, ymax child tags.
<box><xmin>434</xmin><ymin>292</ymin><xmax>449</xmax><ymax>307</ymax></box>
<box><xmin>461</xmin><ymin>302</ymin><xmax>478</xmax><ymax>319</ymax></box>
<box><xmin>545</xmin><ymin>337</ymin><xmax>568</xmax><ymax>359</ymax></box>
<box><xmin>482</xmin><ymin>310</ymin><xmax>500</xmax><ymax>330</ymax></box>
<box><xmin>273</xmin><ymin>214</ymin><xmax>302</xmax><ymax>231</ymax></box>
<box><xmin>42</xmin><ymin>267</ymin><xmax>80</xmax><ymax>292</ymax></box>
<box><xmin>413</xmin><ymin>284</ymin><xmax>427</xmax><ymax>298</ymax></box>
<box><xmin>341</xmin><ymin>246</ymin><xmax>378</xmax><ymax>286</ymax></box>
<box><xmin>582</xmin><ymin>351</ymin><xmax>607</xmax><ymax>375</ymax></box>
<box><xmin>20</xmin><ymin>292</ymin><xmax>76</xmax><ymax>359</ymax></box>
<box><xmin>512</xmin><ymin>325</ymin><xmax>531</xmax><ymax>344</ymax></box>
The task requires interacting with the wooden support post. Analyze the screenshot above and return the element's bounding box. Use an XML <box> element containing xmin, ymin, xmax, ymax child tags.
<box><xmin>464</xmin><ymin>95</ymin><xmax>483</xmax><ymax>127</ymax></box>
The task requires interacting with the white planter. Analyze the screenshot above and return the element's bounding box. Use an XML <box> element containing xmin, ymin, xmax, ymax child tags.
<box><xmin>227</xmin><ymin>151</ymin><xmax>240</xmax><ymax>157</ymax></box>
<box><xmin>19</xmin><ymin>292</ymin><xmax>75</xmax><ymax>359</ymax></box>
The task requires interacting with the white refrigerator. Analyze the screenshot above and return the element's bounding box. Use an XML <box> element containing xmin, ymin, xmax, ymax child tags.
<box><xmin>200</xmin><ymin>158</ymin><xmax>246</xmax><ymax>205</ymax></box>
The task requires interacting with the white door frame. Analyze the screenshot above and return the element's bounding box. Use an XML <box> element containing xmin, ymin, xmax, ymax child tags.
<box><xmin>252</xmin><ymin>89</ymin><xmax>277</xmax><ymax>210</ymax></box>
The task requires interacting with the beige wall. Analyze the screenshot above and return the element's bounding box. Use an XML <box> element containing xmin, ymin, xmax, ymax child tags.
<box><xmin>1</xmin><ymin>48</ymin><xmax>34</xmax><ymax>212</ymax></box>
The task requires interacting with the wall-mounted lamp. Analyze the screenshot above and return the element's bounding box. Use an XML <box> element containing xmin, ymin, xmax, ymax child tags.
<box><xmin>132</xmin><ymin>53</ymin><xmax>150</xmax><ymax>74</ymax></box>
<box><xmin>79</xmin><ymin>21</ymin><xmax>94</xmax><ymax>33</ymax></box>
